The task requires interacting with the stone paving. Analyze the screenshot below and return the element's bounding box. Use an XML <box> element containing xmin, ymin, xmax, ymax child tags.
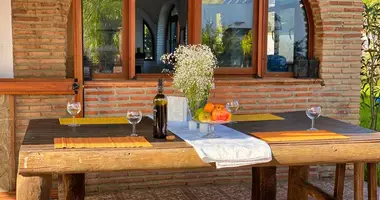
<box><xmin>85</xmin><ymin>178</ymin><xmax>380</xmax><ymax>200</ymax></box>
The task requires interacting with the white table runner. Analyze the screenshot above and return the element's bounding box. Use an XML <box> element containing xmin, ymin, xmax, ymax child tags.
<box><xmin>167</xmin><ymin>121</ymin><xmax>272</xmax><ymax>169</ymax></box>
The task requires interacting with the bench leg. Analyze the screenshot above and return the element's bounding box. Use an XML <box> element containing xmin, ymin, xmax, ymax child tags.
<box><xmin>16</xmin><ymin>173</ymin><xmax>52</xmax><ymax>200</ymax></box>
<box><xmin>252</xmin><ymin>167</ymin><xmax>277</xmax><ymax>200</ymax></box>
<box><xmin>367</xmin><ymin>163</ymin><xmax>378</xmax><ymax>200</ymax></box>
<box><xmin>288</xmin><ymin>166</ymin><xmax>309</xmax><ymax>200</ymax></box>
<box><xmin>58</xmin><ymin>174</ymin><xmax>85</xmax><ymax>200</ymax></box>
<box><xmin>334</xmin><ymin>163</ymin><xmax>346</xmax><ymax>200</ymax></box>
<box><xmin>354</xmin><ymin>163</ymin><xmax>364</xmax><ymax>200</ymax></box>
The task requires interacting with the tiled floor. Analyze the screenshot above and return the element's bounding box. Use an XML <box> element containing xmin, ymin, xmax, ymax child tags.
<box><xmin>85</xmin><ymin>178</ymin><xmax>380</xmax><ymax>200</ymax></box>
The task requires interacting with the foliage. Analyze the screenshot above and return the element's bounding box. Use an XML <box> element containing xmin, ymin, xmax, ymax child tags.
<box><xmin>360</xmin><ymin>96</ymin><xmax>380</xmax><ymax>185</ymax></box>
<box><xmin>241</xmin><ymin>30</ymin><xmax>253</xmax><ymax>57</ymax></box>
<box><xmin>201</xmin><ymin>21</ymin><xmax>225</xmax><ymax>57</ymax></box>
<box><xmin>161</xmin><ymin>45</ymin><xmax>218</xmax><ymax>116</ymax></box>
<box><xmin>361</xmin><ymin>2</ymin><xmax>380</xmax><ymax>129</ymax></box>
<box><xmin>144</xmin><ymin>24</ymin><xmax>154</xmax><ymax>59</ymax></box>
<box><xmin>82</xmin><ymin>0</ymin><xmax>122</xmax><ymax>64</ymax></box>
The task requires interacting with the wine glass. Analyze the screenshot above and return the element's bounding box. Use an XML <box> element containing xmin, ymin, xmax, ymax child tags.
<box><xmin>226</xmin><ymin>100</ymin><xmax>239</xmax><ymax>122</ymax></box>
<box><xmin>202</xmin><ymin>123</ymin><xmax>221</xmax><ymax>139</ymax></box>
<box><xmin>66</xmin><ymin>102</ymin><xmax>81</xmax><ymax>127</ymax></box>
<box><xmin>126</xmin><ymin>110</ymin><xmax>143</xmax><ymax>137</ymax></box>
<box><xmin>306</xmin><ymin>106</ymin><xmax>322</xmax><ymax>131</ymax></box>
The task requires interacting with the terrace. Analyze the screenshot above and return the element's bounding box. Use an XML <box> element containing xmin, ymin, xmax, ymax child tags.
<box><xmin>0</xmin><ymin>0</ymin><xmax>378</xmax><ymax>199</ymax></box>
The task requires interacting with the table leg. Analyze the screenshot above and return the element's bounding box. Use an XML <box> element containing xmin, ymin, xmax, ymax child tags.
<box><xmin>288</xmin><ymin>166</ymin><xmax>309</xmax><ymax>200</ymax></box>
<box><xmin>16</xmin><ymin>173</ymin><xmax>52</xmax><ymax>200</ymax></box>
<box><xmin>252</xmin><ymin>167</ymin><xmax>277</xmax><ymax>200</ymax></box>
<box><xmin>334</xmin><ymin>163</ymin><xmax>346</xmax><ymax>200</ymax></box>
<box><xmin>58</xmin><ymin>174</ymin><xmax>85</xmax><ymax>200</ymax></box>
<box><xmin>367</xmin><ymin>163</ymin><xmax>378</xmax><ymax>200</ymax></box>
<box><xmin>354</xmin><ymin>163</ymin><xmax>364</xmax><ymax>200</ymax></box>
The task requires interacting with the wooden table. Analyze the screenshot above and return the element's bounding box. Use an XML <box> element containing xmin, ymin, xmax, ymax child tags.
<box><xmin>16</xmin><ymin>112</ymin><xmax>380</xmax><ymax>200</ymax></box>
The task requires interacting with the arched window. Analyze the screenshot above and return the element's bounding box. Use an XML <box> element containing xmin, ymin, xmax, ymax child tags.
<box><xmin>143</xmin><ymin>21</ymin><xmax>154</xmax><ymax>60</ymax></box>
<box><xmin>266</xmin><ymin>0</ymin><xmax>310</xmax><ymax>72</ymax></box>
<box><xmin>166</xmin><ymin>6</ymin><xmax>179</xmax><ymax>53</ymax></box>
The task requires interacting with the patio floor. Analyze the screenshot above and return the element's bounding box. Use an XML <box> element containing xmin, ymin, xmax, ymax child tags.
<box><xmin>85</xmin><ymin>178</ymin><xmax>379</xmax><ymax>200</ymax></box>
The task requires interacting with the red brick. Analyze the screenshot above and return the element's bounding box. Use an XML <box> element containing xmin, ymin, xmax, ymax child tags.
<box><xmin>285</xmin><ymin>99</ymin><xmax>307</xmax><ymax>103</ymax></box>
<box><xmin>257</xmin><ymin>88</ymin><xmax>282</xmax><ymax>92</ymax></box>
<box><xmin>269</xmin><ymin>105</ymin><xmax>295</xmax><ymax>109</ymax></box>
<box><xmin>85</xmin><ymin>91</ymin><xmax>114</xmax><ymax>95</ymax></box>
<box><xmin>130</xmin><ymin>96</ymin><xmax>153</xmax><ymax>101</ymax></box>
<box><xmin>87</xmin><ymin>104</ymin><xmax>117</xmax><ymax>108</ymax></box>
<box><xmin>117</xmin><ymin>90</ymin><xmax>145</xmax><ymax>95</ymax></box>
<box><xmin>118</xmin><ymin>103</ymin><xmax>147</xmax><ymax>107</ymax></box>
<box><xmin>84</xmin><ymin>98</ymin><xmax>98</xmax><ymax>102</ymax></box>
<box><xmin>295</xmin><ymin>92</ymin><xmax>314</xmax><ymax>97</ymax></box>
<box><xmin>269</xmin><ymin>93</ymin><xmax>293</xmax><ymax>98</ymax></box>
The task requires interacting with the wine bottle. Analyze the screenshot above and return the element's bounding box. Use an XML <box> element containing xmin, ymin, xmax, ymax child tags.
<box><xmin>153</xmin><ymin>79</ymin><xmax>168</xmax><ymax>138</ymax></box>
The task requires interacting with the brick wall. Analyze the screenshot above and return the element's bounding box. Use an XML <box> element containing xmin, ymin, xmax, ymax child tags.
<box><xmin>15</xmin><ymin>95</ymin><xmax>73</xmax><ymax>157</ymax></box>
<box><xmin>12</xmin><ymin>0</ymin><xmax>72</xmax><ymax>78</ymax></box>
<box><xmin>10</xmin><ymin>0</ymin><xmax>363</xmax><ymax>193</ymax></box>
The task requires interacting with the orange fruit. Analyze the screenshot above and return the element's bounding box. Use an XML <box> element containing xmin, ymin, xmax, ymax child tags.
<box><xmin>214</xmin><ymin>104</ymin><xmax>225</xmax><ymax>111</ymax></box>
<box><xmin>204</xmin><ymin>103</ymin><xmax>215</xmax><ymax>113</ymax></box>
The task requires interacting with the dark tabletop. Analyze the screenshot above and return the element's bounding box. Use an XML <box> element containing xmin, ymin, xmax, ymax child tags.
<box><xmin>23</xmin><ymin>111</ymin><xmax>375</xmax><ymax>145</ymax></box>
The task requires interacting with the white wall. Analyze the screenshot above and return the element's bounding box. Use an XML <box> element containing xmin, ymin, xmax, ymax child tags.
<box><xmin>0</xmin><ymin>0</ymin><xmax>14</xmax><ymax>78</ymax></box>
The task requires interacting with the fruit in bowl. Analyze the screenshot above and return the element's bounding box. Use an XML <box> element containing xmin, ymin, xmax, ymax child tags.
<box><xmin>194</xmin><ymin>103</ymin><xmax>231</xmax><ymax>122</ymax></box>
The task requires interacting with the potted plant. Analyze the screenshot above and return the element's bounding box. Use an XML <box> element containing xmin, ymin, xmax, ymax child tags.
<box><xmin>293</xmin><ymin>56</ymin><xmax>309</xmax><ymax>78</ymax></box>
<box><xmin>292</xmin><ymin>38</ymin><xmax>309</xmax><ymax>78</ymax></box>
<box><xmin>308</xmin><ymin>57</ymin><xmax>320</xmax><ymax>78</ymax></box>
<box><xmin>161</xmin><ymin>44</ymin><xmax>218</xmax><ymax>119</ymax></box>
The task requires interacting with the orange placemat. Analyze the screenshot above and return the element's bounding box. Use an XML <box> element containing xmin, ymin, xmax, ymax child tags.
<box><xmin>54</xmin><ymin>136</ymin><xmax>152</xmax><ymax>149</ymax></box>
<box><xmin>251</xmin><ymin>130</ymin><xmax>349</xmax><ymax>142</ymax></box>
<box><xmin>232</xmin><ymin>114</ymin><xmax>284</xmax><ymax>122</ymax></box>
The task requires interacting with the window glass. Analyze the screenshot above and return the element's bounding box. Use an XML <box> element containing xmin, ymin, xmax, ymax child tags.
<box><xmin>143</xmin><ymin>23</ymin><xmax>154</xmax><ymax>60</ymax></box>
<box><xmin>267</xmin><ymin>0</ymin><xmax>308</xmax><ymax>72</ymax></box>
<box><xmin>82</xmin><ymin>0</ymin><xmax>123</xmax><ymax>76</ymax></box>
<box><xmin>135</xmin><ymin>0</ymin><xmax>187</xmax><ymax>74</ymax></box>
<box><xmin>202</xmin><ymin>0</ymin><xmax>253</xmax><ymax>68</ymax></box>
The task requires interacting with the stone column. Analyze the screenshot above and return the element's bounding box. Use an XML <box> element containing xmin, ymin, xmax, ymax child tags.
<box><xmin>0</xmin><ymin>95</ymin><xmax>12</xmax><ymax>192</ymax></box>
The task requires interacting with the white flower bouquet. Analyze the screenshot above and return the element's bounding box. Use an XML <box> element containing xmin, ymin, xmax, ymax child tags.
<box><xmin>161</xmin><ymin>44</ymin><xmax>218</xmax><ymax>118</ymax></box>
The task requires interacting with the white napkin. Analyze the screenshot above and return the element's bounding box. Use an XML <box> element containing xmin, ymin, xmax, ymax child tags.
<box><xmin>167</xmin><ymin>96</ymin><xmax>188</xmax><ymax>122</ymax></box>
<box><xmin>167</xmin><ymin>121</ymin><xmax>272</xmax><ymax>169</ymax></box>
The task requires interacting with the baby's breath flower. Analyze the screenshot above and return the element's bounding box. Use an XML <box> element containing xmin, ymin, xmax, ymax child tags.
<box><xmin>161</xmin><ymin>44</ymin><xmax>218</xmax><ymax>115</ymax></box>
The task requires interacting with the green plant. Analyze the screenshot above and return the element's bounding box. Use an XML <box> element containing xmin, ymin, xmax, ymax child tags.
<box><xmin>202</xmin><ymin>21</ymin><xmax>225</xmax><ymax>57</ymax></box>
<box><xmin>361</xmin><ymin>2</ymin><xmax>380</xmax><ymax>130</ymax></box>
<box><xmin>241</xmin><ymin>30</ymin><xmax>253</xmax><ymax>58</ymax></box>
<box><xmin>82</xmin><ymin>0</ymin><xmax>122</xmax><ymax>64</ymax></box>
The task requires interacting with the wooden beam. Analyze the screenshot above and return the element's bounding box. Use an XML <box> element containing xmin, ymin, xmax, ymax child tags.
<box><xmin>297</xmin><ymin>180</ymin><xmax>334</xmax><ymax>200</ymax></box>
<box><xmin>16</xmin><ymin>174</ymin><xmax>52</xmax><ymax>200</ymax></box>
<box><xmin>334</xmin><ymin>163</ymin><xmax>346</xmax><ymax>200</ymax></box>
<box><xmin>288</xmin><ymin>166</ymin><xmax>309</xmax><ymax>200</ymax></box>
<box><xmin>123</xmin><ymin>0</ymin><xmax>136</xmax><ymax>79</ymax></box>
<box><xmin>251</xmin><ymin>167</ymin><xmax>277</xmax><ymax>200</ymax></box>
<box><xmin>0</xmin><ymin>79</ymin><xmax>74</xmax><ymax>95</ymax></box>
<box><xmin>367</xmin><ymin>163</ymin><xmax>378</xmax><ymax>200</ymax></box>
<box><xmin>188</xmin><ymin>0</ymin><xmax>201</xmax><ymax>44</ymax></box>
<box><xmin>354</xmin><ymin>163</ymin><xmax>364</xmax><ymax>200</ymax></box>
<box><xmin>73</xmin><ymin>0</ymin><xmax>84</xmax><ymax>117</ymax></box>
<box><xmin>58</xmin><ymin>174</ymin><xmax>85</xmax><ymax>200</ymax></box>
<box><xmin>9</xmin><ymin>95</ymin><xmax>15</xmax><ymax>191</ymax></box>
<box><xmin>17</xmin><ymin>141</ymin><xmax>380</xmax><ymax>174</ymax></box>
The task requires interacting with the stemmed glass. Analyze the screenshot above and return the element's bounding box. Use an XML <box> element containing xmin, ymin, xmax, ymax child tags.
<box><xmin>126</xmin><ymin>110</ymin><xmax>143</xmax><ymax>137</ymax></box>
<box><xmin>226</xmin><ymin>100</ymin><xmax>239</xmax><ymax>122</ymax></box>
<box><xmin>66</xmin><ymin>102</ymin><xmax>81</xmax><ymax>127</ymax></box>
<box><xmin>306</xmin><ymin>106</ymin><xmax>322</xmax><ymax>131</ymax></box>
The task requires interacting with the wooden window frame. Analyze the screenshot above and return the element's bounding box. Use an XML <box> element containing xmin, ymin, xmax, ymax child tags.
<box><xmin>260</xmin><ymin>0</ymin><xmax>315</xmax><ymax>78</ymax></box>
<box><xmin>76</xmin><ymin>0</ymin><xmax>314</xmax><ymax>80</ymax></box>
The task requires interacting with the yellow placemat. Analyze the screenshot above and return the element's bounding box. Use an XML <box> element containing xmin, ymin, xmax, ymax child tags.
<box><xmin>251</xmin><ymin>130</ymin><xmax>349</xmax><ymax>142</ymax></box>
<box><xmin>59</xmin><ymin>117</ymin><xmax>128</xmax><ymax>125</ymax></box>
<box><xmin>54</xmin><ymin>136</ymin><xmax>152</xmax><ymax>149</ymax></box>
<box><xmin>232</xmin><ymin>114</ymin><xmax>284</xmax><ymax>122</ymax></box>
